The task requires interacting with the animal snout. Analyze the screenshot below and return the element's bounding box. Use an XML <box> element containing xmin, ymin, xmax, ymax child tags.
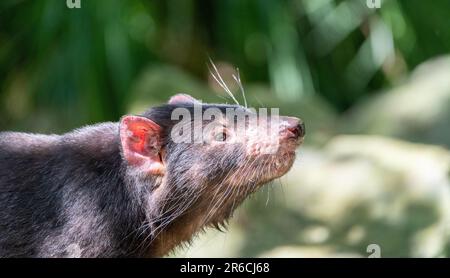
<box><xmin>281</xmin><ymin>116</ymin><xmax>305</xmax><ymax>140</ymax></box>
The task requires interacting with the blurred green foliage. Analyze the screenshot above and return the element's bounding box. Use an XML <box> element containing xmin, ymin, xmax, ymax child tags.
<box><xmin>1</xmin><ymin>0</ymin><xmax>449</xmax><ymax>132</ymax></box>
<box><xmin>1</xmin><ymin>0</ymin><xmax>450</xmax><ymax>258</ymax></box>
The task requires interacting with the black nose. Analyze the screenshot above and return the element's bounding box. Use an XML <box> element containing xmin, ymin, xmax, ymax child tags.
<box><xmin>287</xmin><ymin>122</ymin><xmax>305</xmax><ymax>139</ymax></box>
<box><xmin>282</xmin><ymin>117</ymin><xmax>305</xmax><ymax>139</ymax></box>
<box><xmin>300</xmin><ymin>121</ymin><xmax>305</xmax><ymax>137</ymax></box>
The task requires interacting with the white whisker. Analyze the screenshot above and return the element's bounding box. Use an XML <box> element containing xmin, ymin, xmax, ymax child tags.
<box><xmin>208</xmin><ymin>57</ymin><xmax>240</xmax><ymax>105</ymax></box>
<box><xmin>232</xmin><ymin>68</ymin><xmax>247</xmax><ymax>108</ymax></box>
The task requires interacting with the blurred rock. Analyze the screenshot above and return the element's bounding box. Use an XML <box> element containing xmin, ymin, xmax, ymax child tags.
<box><xmin>341</xmin><ymin>56</ymin><xmax>450</xmax><ymax>147</ymax></box>
<box><xmin>175</xmin><ymin>135</ymin><xmax>450</xmax><ymax>258</ymax></box>
<box><xmin>280</xmin><ymin>135</ymin><xmax>450</xmax><ymax>257</ymax></box>
<box><xmin>259</xmin><ymin>246</ymin><xmax>362</xmax><ymax>258</ymax></box>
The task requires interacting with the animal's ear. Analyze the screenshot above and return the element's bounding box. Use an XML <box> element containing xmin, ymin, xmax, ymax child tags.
<box><xmin>168</xmin><ymin>93</ymin><xmax>200</xmax><ymax>105</ymax></box>
<box><xmin>119</xmin><ymin>116</ymin><xmax>165</xmax><ymax>176</ymax></box>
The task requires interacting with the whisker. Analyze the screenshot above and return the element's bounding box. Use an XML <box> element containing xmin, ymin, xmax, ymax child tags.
<box><xmin>208</xmin><ymin>57</ymin><xmax>240</xmax><ymax>105</ymax></box>
<box><xmin>232</xmin><ymin>68</ymin><xmax>247</xmax><ymax>108</ymax></box>
<box><xmin>265</xmin><ymin>180</ymin><xmax>270</xmax><ymax>207</ymax></box>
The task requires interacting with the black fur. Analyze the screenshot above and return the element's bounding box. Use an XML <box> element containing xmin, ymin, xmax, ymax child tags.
<box><xmin>0</xmin><ymin>101</ymin><xmax>300</xmax><ymax>257</ymax></box>
<box><xmin>0</xmin><ymin>123</ymin><xmax>147</xmax><ymax>257</ymax></box>
<box><xmin>0</xmin><ymin>103</ymin><xmax>248</xmax><ymax>257</ymax></box>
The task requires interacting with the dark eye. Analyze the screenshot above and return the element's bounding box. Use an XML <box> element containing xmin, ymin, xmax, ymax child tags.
<box><xmin>214</xmin><ymin>131</ymin><xmax>227</xmax><ymax>142</ymax></box>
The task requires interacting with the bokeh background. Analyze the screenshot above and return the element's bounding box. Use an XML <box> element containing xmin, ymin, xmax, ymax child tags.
<box><xmin>1</xmin><ymin>0</ymin><xmax>449</xmax><ymax>257</ymax></box>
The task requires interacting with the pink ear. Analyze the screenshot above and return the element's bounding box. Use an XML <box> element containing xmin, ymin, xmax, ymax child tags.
<box><xmin>168</xmin><ymin>94</ymin><xmax>199</xmax><ymax>105</ymax></box>
<box><xmin>120</xmin><ymin>116</ymin><xmax>165</xmax><ymax>175</ymax></box>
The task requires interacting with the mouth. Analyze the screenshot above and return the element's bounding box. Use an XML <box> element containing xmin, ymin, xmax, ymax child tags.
<box><xmin>244</xmin><ymin>137</ymin><xmax>304</xmax><ymax>187</ymax></box>
<box><xmin>288</xmin><ymin>136</ymin><xmax>304</xmax><ymax>146</ymax></box>
<box><xmin>271</xmin><ymin>137</ymin><xmax>304</xmax><ymax>178</ymax></box>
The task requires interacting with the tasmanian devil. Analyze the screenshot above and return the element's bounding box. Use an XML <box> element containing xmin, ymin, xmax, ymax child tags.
<box><xmin>0</xmin><ymin>93</ymin><xmax>305</xmax><ymax>257</ymax></box>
